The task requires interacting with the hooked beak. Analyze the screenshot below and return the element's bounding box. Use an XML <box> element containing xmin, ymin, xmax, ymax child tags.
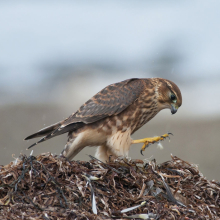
<box><xmin>171</xmin><ymin>104</ymin><xmax>178</xmax><ymax>114</ymax></box>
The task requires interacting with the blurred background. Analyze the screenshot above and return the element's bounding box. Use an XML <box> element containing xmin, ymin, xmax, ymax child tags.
<box><xmin>0</xmin><ymin>0</ymin><xmax>220</xmax><ymax>180</ymax></box>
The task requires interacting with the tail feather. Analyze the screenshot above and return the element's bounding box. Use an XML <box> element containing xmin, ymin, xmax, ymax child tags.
<box><xmin>26</xmin><ymin>122</ymin><xmax>84</xmax><ymax>149</ymax></box>
<box><xmin>27</xmin><ymin>132</ymin><xmax>57</xmax><ymax>149</ymax></box>
<box><xmin>24</xmin><ymin>121</ymin><xmax>62</xmax><ymax>140</ymax></box>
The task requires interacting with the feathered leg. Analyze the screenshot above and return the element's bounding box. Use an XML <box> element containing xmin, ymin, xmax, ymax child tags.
<box><xmin>95</xmin><ymin>145</ymin><xmax>112</xmax><ymax>162</ymax></box>
<box><xmin>60</xmin><ymin>132</ymin><xmax>86</xmax><ymax>160</ymax></box>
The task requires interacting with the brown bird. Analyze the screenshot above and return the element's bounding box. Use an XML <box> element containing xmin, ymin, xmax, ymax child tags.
<box><xmin>25</xmin><ymin>78</ymin><xmax>182</xmax><ymax>162</ymax></box>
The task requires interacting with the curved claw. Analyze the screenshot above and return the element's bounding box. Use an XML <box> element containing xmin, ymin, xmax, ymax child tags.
<box><xmin>161</xmin><ymin>133</ymin><xmax>173</xmax><ymax>141</ymax></box>
<box><xmin>141</xmin><ymin>143</ymin><xmax>150</xmax><ymax>156</ymax></box>
<box><xmin>166</xmin><ymin>133</ymin><xmax>173</xmax><ymax>140</ymax></box>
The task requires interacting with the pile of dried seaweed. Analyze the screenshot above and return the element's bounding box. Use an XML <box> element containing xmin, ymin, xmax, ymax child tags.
<box><xmin>0</xmin><ymin>153</ymin><xmax>219</xmax><ymax>220</ymax></box>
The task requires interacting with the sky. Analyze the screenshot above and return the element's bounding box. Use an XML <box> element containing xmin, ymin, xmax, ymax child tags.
<box><xmin>0</xmin><ymin>0</ymin><xmax>220</xmax><ymax>116</ymax></box>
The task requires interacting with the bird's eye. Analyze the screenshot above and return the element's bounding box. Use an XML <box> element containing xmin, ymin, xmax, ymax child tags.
<box><xmin>170</xmin><ymin>94</ymin><xmax>176</xmax><ymax>102</ymax></box>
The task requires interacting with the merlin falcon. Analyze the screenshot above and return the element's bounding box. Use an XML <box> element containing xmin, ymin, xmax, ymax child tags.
<box><xmin>25</xmin><ymin>78</ymin><xmax>182</xmax><ymax>162</ymax></box>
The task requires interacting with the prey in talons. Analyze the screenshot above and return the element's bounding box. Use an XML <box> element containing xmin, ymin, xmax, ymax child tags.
<box><xmin>131</xmin><ymin>133</ymin><xmax>173</xmax><ymax>156</ymax></box>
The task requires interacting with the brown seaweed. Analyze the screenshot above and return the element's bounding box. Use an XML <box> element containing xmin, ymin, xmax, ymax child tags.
<box><xmin>0</xmin><ymin>153</ymin><xmax>219</xmax><ymax>219</ymax></box>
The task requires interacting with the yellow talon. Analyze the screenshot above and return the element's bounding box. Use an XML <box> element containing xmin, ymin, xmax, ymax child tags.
<box><xmin>131</xmin><ymin>133</ymin><xmax>173</xmax><ymax>155</ymax></box>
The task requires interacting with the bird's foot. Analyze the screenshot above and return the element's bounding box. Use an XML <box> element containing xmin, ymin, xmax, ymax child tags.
<box><xmin>131</xmin><ymin>133</ymin><xmax>173</xmax><ymax>155</ymax></box>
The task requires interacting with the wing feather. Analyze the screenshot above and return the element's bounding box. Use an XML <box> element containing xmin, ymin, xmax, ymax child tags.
<box><xmin>60</xmin><ymin>78</ymin><xmax>144</xmax><ymax>127</ymax></box>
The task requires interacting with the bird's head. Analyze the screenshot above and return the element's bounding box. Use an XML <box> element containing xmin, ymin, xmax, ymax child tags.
<box><xmin>156</xmin><ymin>78</ymin><xmax>182</xmax><ymax>114</ymax></box>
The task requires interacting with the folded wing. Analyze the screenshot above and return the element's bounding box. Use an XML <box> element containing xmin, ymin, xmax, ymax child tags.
<box><xmin>25</xmin><ymin>78</ymin><xmax>145</xmax><ymax>149</ymax></box>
